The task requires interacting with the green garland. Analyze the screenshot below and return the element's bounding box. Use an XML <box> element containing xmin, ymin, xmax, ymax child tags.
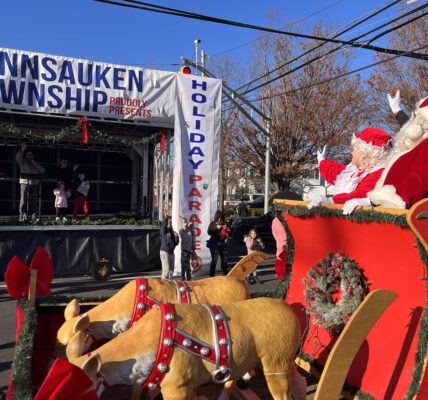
<box><xmin>271</xmin><ymin>202</ymin><xmax>408</xmax><ymax>227</ymax></box>
<box><xmin>0</xmin><ymin>216</ymin><xmax>162</xmax><ymax>227</ymax></box>
<box><xmin>405</xmin><ymin>240</ymin><xmax>428</xmax><ymax>400</ymax></box>
<box><xmin>0</xmin><ymin>121</ymin><xmax>161</xmax><ymax>147</ymax></box>
<box><xmin>12</xmin><ymin>299</ymin><xmax>38</xmax><ymax>400</ymax></box>
<box><xmin>303</xmin><ymin>252</ymin><xmax>366</xmax><ymax>335</ymax></box>
<box><xmin>272</xmin><ymin>209</ymin><xmax>295</xmax><ymax>300</ymax></box>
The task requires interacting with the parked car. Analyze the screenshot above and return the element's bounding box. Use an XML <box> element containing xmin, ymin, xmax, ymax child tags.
<box><xmin>227</xmin><ymin>212</ymin><xmax>275</xmax><ymax>247</ymax></box>
<box><xmin>245</xmin><ymin>195</ymin><xmax>265</xmax><ymax>209</ymax></box>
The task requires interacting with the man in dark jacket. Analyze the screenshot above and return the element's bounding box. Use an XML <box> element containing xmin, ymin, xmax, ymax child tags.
<box><xmin>207</xmin><ymin>210</ymin><xmax>230</xmax><ymax>277</ymax></box>
<box><xmin>57</xmin><ymin>158</ymin><xmax>77</xmax><ymax>191</ymax></box>
<box><xmin>16</xmin><ymin>141</ymin><xmax>45</xmax><ymax>222</ymax></box>
<box><xmin>179</xmin><ymin>215</ymin><xmax>196</xmax><ymax>281</ymax></box>
<box><xmin>160</xmin><ymin>209</ymin><xmax>179</xmax><ymax>279</ymax></box>
<box><xmin>236</xmin><ymin>201</ymin><xmax>249</xmax><ymax>217</ymax></box>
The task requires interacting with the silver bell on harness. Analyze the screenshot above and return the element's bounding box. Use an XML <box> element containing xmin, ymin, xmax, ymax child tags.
<box><xmin>212</xmin><ymin>365</ymin><xmax>232</xmax><ymax>384</ymax></box>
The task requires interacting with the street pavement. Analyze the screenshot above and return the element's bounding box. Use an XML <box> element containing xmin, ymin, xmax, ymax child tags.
<box><xmin>0</xmin><ymin>243</ymin><xmax>279</xmax><ymax>391</ymax></box>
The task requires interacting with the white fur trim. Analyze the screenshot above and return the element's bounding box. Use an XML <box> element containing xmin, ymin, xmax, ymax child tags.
<box><xmin>104</xmin><ymin>353</ymin><xmax>156</xmax><ymax>386</ymax></box>
<box><xmin>333</xmin><ymin>164</ymin><xmax>359</xmax><ymax>194</ymax></box>
<box><xmin>368</xmin><ymin>185</ymin><xmax>406</xmax><ymax>209</ymax></box>
<box><xmin>112</xmin><ymin>317</ymin><xmax>131</xmax><ymax>336</ymax></box>
<box><xmin>334</xmin><ymin>164</ymin><xmax>383</xmax><ymax>195</ymax></box>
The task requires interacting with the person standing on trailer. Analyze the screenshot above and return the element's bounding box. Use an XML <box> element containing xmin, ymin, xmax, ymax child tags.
<box><xmin>72</xmin><ymin>170</ymin><xmax>90</xmax><ymax>219</ymax></box>
<box><xmin>53</xmin><ymin>181</ymin><xmax>71</xmax><ymax>221</ymax></box>
<box><xmin>16</xmin><ymin>141</ymin><xmax>45</xmax><ymax>222</ymax></box>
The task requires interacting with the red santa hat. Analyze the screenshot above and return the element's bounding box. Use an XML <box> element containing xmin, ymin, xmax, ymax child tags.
<box><xmin>419</xmin><ymin>96</ymin><xmax>428</xmax><ymax>109</ymax></box>
<box><xmin>354</xmin><ymin>127</ymin><xmax>392</xmax><ymax>148</ymax></box>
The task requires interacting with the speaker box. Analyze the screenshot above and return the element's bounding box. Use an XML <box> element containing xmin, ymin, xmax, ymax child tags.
<box><xmin>91</xmin><ymin>258</ymin><xmax>112</xmax><ymax>280</ymax></box>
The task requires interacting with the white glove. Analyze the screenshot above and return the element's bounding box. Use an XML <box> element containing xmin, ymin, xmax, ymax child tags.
<box><xmin>387</xmin><ymin>89</ymin><xmax>402</xmax><ymax>114</ymax></box>
<box><xmin>342</xmin><ymin>198</ymin><xmax>371</xmax><ymax>215</ymax></box>
<box><xmin>317</xmin><ymin>145</ymin><xmax>328</xmax><ymax>163</ymax></box>
<box><xmin>307</xmin><ymin>194</ymin><xmax>332</xmax><ymax>209</ymax></box>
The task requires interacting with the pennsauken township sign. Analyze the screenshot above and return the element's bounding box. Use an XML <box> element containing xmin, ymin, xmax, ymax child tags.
<box><xmin>0</xmin><ymin>47</ymin><xmax>177</xmax><ymax>127</ymax></box>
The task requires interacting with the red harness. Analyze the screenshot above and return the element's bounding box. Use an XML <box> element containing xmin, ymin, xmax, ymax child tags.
<box><xmin>129</xmin><ymin>278</ymin><xmax>191</xmax><ymax>328</ymax></box>
<box><xmin>143</xmin><ymin>302</ymin><xmax>232</xmax><ymax>390</ymax></box>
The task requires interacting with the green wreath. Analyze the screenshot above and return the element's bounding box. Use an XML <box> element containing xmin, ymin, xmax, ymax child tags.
<box><xmin>303</xmin><ymin>252</ymin><xmax>367</xmax><ymax>335</ymax></box>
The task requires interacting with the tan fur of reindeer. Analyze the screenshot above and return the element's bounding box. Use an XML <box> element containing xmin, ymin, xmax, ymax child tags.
<box><xmin>56</xmin><ymin>275</ymin><xmax>251</xmax><ymax>357</ymax></box>
<box><xmin>67</xmin><ymin>297</ymin><xmax>306</xmax><ymax>400</ymax></box>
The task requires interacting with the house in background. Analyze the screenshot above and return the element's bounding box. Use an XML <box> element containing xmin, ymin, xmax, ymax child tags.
<box><xmin>223</xmin><ymin>160</ymin><xmax>334</xmax><ymax>205</ymax></box>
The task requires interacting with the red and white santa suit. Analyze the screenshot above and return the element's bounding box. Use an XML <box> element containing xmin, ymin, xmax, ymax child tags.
<box><xmin>309</xmin><ymin>127</ymin><xmax>392</xmax><ymax>213</ymax></box>
<box><xmin>319</xmin><ymin>160</ymin><xmax>384</xmax><ymax>204</ymax></box>
<box><xmin>369</xmin><ymin>96</ymin><xmax>428</xmax><ymax>209</ymax></box>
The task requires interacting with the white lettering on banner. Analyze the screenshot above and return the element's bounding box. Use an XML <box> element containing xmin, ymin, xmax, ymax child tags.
<box><xmin>0</xmin><ymin>47</ymin><xmax>176</xmax><ymax>126</ymax></box>
<box><xmin>172</xmin><ymin>74</ymin><xmax>222</xmax><ymax>275</ymax></box>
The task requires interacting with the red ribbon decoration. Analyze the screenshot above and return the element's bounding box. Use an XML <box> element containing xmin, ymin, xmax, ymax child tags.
<box><xmin>159</xmin><ymin>128</ymin><xmax>167</xmax><ymax>151</ymax></box>
<box><xmin>5</xmin><ymin>247</ymin><xmax>54</xmax><ymax>300</ymax></box>
<box><xmin>78</xmin><ymin>119</ymin><xmax>90</xmax><ymax>144</ymax></box>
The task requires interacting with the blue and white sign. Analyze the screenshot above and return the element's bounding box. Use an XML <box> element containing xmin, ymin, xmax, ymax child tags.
<box><xmin>171</xmin><ymin>74</ymin><xmax>222</xmax><ymax>274</ymax></box>
<box><xmin>0</xmin><ymin>47</ymin><xmax>177</xmax><ymax>127</ymax></box>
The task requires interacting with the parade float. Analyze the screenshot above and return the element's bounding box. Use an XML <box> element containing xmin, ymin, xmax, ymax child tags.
<box><xmin>3</xmin><ymin>198</ymin><xmax>427</xmax><ymax>399</ymax></box>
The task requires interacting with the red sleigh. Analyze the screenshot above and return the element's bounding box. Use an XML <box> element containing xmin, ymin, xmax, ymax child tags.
<box><xmin>274</xmin><ymin>198</ymin><xmax>428</xmax><ymax>399</ymax></box>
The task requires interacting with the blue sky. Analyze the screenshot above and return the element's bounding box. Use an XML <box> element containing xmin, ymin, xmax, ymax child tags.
<box><xmin>1</xmin><ymin>0</ymin><xmax>414</xmax><ymax>73</ymax></box>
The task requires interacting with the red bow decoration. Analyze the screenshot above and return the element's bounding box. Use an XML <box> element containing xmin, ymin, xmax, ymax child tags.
<box><xmin>159</xmin><ymin>128</ymin><xmax>167</xmax><ymax>151</ymax></box>
<box><xmin>78</xmin><ymin>119</ymin><xmax>90</xmax><ymax>144</ymax></box>
<box><xmin>5</xmin><ymin>247</ymin><xmax>54</xmax><ymax>300</ymax></box>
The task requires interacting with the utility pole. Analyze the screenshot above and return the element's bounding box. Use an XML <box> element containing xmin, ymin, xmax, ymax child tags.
<box><xmin>201</xmin><ymin>49</ymin><xmax>206</xmax><ymax>77</ymax></box>
<box><xmin>194</xmin><ymin>39</ymin><xmax>201</xmax><ymax>75</ymax></box>
<box><xmin>264</xmin><ymin>119</ymin><xmax>271</xmax><ymax>214</ymax></box>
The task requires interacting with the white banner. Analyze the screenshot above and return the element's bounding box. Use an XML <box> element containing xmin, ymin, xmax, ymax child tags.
<box><xmin>171</xmin><ymin>74</ymin><xmax>222</xmax><ymax>276</ymax></box>
<box><xmin>0</xmin><ymin>48</ymin><xmax>176</xmax><ymax>127</ymax></box>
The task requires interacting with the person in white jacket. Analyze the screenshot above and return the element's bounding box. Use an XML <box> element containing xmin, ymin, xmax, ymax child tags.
<box><xmin>53</xmin><ymin>181</ymin><xmax>71</xmax><ymax>221</ymax></box>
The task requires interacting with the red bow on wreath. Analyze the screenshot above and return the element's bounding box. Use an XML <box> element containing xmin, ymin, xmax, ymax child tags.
<box><xmin>78</xmin><ymin>119</ymin><xmax>90</xmax><ymax>144</ymax></box>
<box><xmin>5</xmin><ymin>247</ymin><xmax>54</xmax><ymax>299</ymax></box>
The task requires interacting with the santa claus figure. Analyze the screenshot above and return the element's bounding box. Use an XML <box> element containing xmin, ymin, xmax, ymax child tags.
<box><xmin>309</xmin><ymin>127</ymin><xmax>392</xmax><ymax>214</ymax></box>
<box><xmin>368</xmin><ymin>95</ymin><xmax>428</xmax><ymax>209</ymax></box>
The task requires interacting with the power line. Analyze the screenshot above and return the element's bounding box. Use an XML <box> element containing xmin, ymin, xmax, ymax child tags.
<box><xmin>232</xmin><ymin>0</ymin><xmax>404</xmax><ymax>95</ymax></box>
<box><xmin>236</xmin><ymin>44</ymin><xmax>428</xmax><ymax>107</ymax></box>
<box><xmin>234</xmin><ymin>5</ymin><xmax>427</xmax><ymax>98</ymax></box>
<box><xmin>295</xmin><ymin>0</ymin><xmax>347</xmax><ymax>24</ymax></box>
<box><xmin>93</xmin><ymin>0</ymin><xmax>427</xmax><ymax>60</ymax></box>
<box><xmin>210</xmin><ymin>0</ymin><xmax>347</xmax><ymax>57</ymax></box>
<box><xmin>366</xmin><ymin>10</ymin><xmax>428</xmax><ymax>44</ymax></box>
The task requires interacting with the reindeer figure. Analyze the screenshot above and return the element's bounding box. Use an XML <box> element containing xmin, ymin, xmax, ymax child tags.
<box><xmin>67</xmin><ymin>297</ymin><xmax>306</xmax><ymax>400</ymax></box>
<box><xmin>56</xmin><ymin>276</ymin><xmax>250</xmax><ymax>357</ymax></box>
